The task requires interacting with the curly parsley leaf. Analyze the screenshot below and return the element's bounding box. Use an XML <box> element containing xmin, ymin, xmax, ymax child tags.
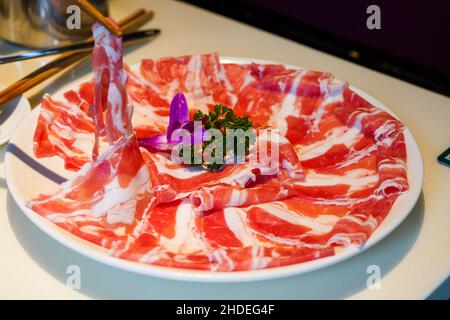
<box><xmin>192</xmin><ymin>104</ymin><xmax>253</xmax><ymax>171</ymax></box>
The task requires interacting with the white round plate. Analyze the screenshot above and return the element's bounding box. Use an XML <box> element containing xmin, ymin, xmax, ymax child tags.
<box><xmin>4</xmin><ymin>57</ymin><xmax>424</xmax><ymax>282</ymax></box>
<box><xmin>0</xmin><ymin>84</ymin><xmax>31</xmax><ymax>145</ymax></box>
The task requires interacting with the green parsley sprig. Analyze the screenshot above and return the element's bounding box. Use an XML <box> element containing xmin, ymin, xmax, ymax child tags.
<box><xmin>193</xmin><ymin>104</ymin><xmax>253</xmax><ymax>171</ymax></box>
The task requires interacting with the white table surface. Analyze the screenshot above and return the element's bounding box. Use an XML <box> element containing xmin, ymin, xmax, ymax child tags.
<box><xmin>0</xmin><ymin>0</ymin><xmax>449</xmax><ymax>299</ymax></box>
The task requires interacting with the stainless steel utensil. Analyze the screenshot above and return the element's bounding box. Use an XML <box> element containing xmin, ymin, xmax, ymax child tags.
<box><xmin>0</xmin><ymin>0</ymin><xmax>108</xmax><ymax>48</ymax></box>
<box><xmin>0</xmin><ymin>28</ymin><xmax>160</xmax><ymax>64</ymax></box>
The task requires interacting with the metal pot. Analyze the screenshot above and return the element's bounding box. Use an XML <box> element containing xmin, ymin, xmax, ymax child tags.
<box><xmin>0</xmin><ymin>0</ymin><xmax>108</xmax><ymax>49</ymax></box>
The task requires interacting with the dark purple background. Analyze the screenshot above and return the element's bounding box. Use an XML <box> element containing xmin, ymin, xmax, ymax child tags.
<box><xmin>242</xmin><ymin>0</ymin><xmax>450</xmax><ymax>77</ymax></box>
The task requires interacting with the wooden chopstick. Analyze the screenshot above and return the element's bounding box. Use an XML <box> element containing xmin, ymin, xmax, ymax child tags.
<box><xmin>75</xmin><ymin>0</ymin><xmax>123</xmax><ymax>37</ymax></box>
<box><xmin>0</xmin><ymin>9</ymin><xmax>145</xmax><ymax>106</ymax></box>
<box><xmin>0</xmin><ymin>9</ymin><xmax>153</xmax><ymax>107</ymax></box>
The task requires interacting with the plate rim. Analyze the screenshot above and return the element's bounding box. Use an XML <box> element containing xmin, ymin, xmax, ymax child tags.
<box><xmin>0</xmin><ymin>84</ymin><xmax>31</xmax><ymax>145</ymax></box>
<box><xmin>4</xmin><ymin>56</ymin><xmax>424</xmax><ymax>283</ymax></box>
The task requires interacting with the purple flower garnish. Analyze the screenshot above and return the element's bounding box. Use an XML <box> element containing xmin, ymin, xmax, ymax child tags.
<box><xmin>138</xmin><ymin>92</ymin><xmax>204</xmax><ymax>150</ymax></box>
<box><xmin>138</xmin><ymin>133</ymin><xmax>173</xmax><ymax>150</ymax></box>
<box><xmin>167</xmin><ymin>92</ymin><xmax>189</xmax><ymax>140</ymax></box>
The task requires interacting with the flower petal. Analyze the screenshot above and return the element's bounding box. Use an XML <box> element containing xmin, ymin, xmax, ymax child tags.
<box><xmin>167</xmin><ymin>92</ymin><xmax>188</xmax><ymax>141</ymax></box>
<box><xmin>181</xmin><ymin>121</ymin><xmax>206</xmax><ymax>144</ymax></box>
<box><xmin>138</xmin><ymin>134</ymin><xmax>174</xmax><ymax>150</ymax></box>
